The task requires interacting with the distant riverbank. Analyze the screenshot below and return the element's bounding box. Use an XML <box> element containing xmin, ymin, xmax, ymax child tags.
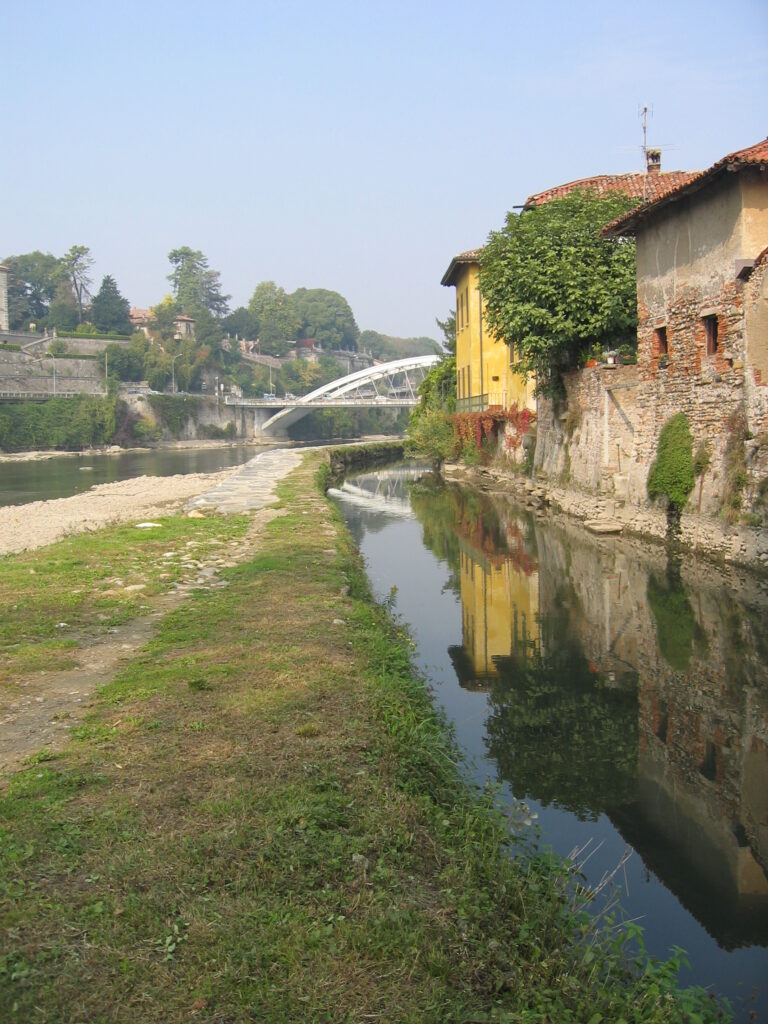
<box><xmin>0</xmin><ymin>437</ymin><xmax>276</xmax><ymax>464</ymax></box>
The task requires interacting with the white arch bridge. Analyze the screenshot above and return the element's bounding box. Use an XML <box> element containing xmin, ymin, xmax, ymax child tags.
<box><xmin>224</xmin><ymin>354</ymin><xmax>440</xmax><ymax>435</ymax></box>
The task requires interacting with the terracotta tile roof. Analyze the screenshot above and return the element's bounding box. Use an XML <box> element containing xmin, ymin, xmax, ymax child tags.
<box><xmin>441</xmin><ymin>171</ymin><xmax>696</xmax><ymax>287</ymax></box>
<box><xmin>603</xmin><ymin>137</ymin><xmax>768</xmax><ymax>236</ymax></box>
<box><xmin>441</xmin><ymin>248</ymin><xmax>484</xmax><ymax>287</ymax></box>
<box><xmin>525</xmin><ymin>170</ymin><xmax>697</xmax><ymax>208</ymax></box>
<box><xmin>129</xmin><ymin>307</ymin><xmax>153</xmax><ymax>322</ymax></box>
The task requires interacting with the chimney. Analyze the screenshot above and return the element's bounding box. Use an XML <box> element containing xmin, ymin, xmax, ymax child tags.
<box><xmin>646</xmin><ymin>148</ymin><xmax>662</xmax><ymax>175</ymax></box>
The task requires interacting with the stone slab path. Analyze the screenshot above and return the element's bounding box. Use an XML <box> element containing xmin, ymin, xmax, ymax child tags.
<box><xmin>186</xmin><ymin>448</ymin><xmax>305</xmax><ymax>513</ymax></box>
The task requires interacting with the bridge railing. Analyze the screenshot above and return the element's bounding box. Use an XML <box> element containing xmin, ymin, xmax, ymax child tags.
<box><xmin>224</xmin><ymin>395</ymin><xmax>418</xmax><ymax>408</ymax></box>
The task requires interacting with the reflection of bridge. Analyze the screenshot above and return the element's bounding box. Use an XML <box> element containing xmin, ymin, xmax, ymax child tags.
<box><xmin>225</xmin><ymin>355</ymin><xmax>439</xmax><ymax>435</ymax></box>
<box><xmin>329</xmin><ymin>467</ymin><xmax>426</xmax><ymax>518</ymax></box>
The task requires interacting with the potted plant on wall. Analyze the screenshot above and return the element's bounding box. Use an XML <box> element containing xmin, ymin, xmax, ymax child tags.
<box><xmin>658</xmin><ymin>354</ymin><xmax>669</xmax><ymax>369</ymax></box>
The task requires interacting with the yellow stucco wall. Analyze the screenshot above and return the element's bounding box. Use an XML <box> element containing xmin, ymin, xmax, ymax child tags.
<box><xmin>459</xmin><ymin>545</ymin><xmax>540</xmax><ymax>679</ymax></box>
<box><xmin>453</xmin><ymin>261</ymin><xmax>534</xmax><ymax>412</ymax></box>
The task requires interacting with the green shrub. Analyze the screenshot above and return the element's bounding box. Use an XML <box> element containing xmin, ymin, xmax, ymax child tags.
<box><xmin>0</xmin><ymin>396</ymin><xmax>119</xmax><ymax>452</ymax></box>
<box><xmin>647</xmin><ymin>413</ymin><xmax>695</xmax><ymax>510</ymax></box>
<box><xmin>132</xmin><ymin>417</ymin><xmax>161</xmax><ymax>443</ymax></box>
<box><xmin>147</xmin><ymin>395</ymin><xmax>198</xmax><ymax>438</ymax></box>
<box><xmin>198</xmin><ymin>421</ymin><xmax>236</xmax><ymax>440</ymax></box>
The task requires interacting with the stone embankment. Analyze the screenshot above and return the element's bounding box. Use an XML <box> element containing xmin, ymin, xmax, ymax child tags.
<box><xmin>445</xmin><ymin>462</ymin><xmax>768</xmax><ymax>573</ymax></box>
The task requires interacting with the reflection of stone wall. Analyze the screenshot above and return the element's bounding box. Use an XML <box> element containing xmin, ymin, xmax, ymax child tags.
<box><xmin>531</xmin><ymin>510</ymin><xmax>768</xmax><ymax>906</ymax></box>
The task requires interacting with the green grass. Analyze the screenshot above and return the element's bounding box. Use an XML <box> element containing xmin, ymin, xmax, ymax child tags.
<box><xmin>0</xmin><ymin>453</ymin><xmax>730</xmax><ymax>1022</ymax></box>
<box><xmin>0</xmin><ymin>514</ymin><xmax>249</xmax><ymax>684</ymax></box>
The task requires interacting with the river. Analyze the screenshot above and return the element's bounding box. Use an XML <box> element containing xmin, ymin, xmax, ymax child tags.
<box><xmin>332</xmin><ymin>464</ymin><xmax>768</xmax><ymax>1022</ymax></box>
<box><xmin>0</xmin><ymin>444</ymin><xmax>275</xmax><ymax>507</ymax></box>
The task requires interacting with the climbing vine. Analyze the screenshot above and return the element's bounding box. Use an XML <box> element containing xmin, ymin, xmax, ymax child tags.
<box><xmin>452</xmin><ymin>405</ymin><xmax>536</xmax><ymax>462</ymax></box>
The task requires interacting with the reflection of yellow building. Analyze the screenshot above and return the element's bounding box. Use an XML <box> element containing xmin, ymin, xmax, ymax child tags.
<box><xmin>452</xmin><ymin>542</ymin><xmax>539</xmax><ymax>688</ymax></box>
<box><xmin>441</xmin><ymin>250</ymin><xmax>535</xmax><ymax>414</ymax></box>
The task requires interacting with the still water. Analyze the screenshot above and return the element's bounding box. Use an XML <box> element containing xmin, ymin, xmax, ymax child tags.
<box><xmin>333</xmin><ymin>465</ymin><xmax>768</xmax><ymax>1022</ymax></box>
<box><xmin>0</xmin><ymin>445</ymin><xmax>271</xmax><ymax>507</ymax></box>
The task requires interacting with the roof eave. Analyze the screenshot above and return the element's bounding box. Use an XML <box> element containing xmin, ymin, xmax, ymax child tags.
<box><xmin>601</xmin><ymin>159</ymin><xmax>765</xmax><ymax>237</ymax></box>
<box><xmin>441</xmin><ymin>254</ymin><xmax>481</xmax><ymax>287</ymax></box>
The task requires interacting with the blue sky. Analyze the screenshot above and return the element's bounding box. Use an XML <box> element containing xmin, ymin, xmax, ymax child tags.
<box><xmin>3</xmin><ymin>0</ymin><xmax>767</xmax><ymax>338</ymax></box>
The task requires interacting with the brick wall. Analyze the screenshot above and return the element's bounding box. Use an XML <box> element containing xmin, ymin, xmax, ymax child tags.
<box><xmin>531</xmin><ymin>257</ymin><xmax>768</xmax><ymax>521</ymax></box>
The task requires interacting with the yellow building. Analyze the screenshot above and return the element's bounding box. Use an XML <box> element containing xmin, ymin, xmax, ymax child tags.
<box><xmin>441</xmin><ymin>249</ymin><xmax>535</xmax><ymax>414</ymax></box>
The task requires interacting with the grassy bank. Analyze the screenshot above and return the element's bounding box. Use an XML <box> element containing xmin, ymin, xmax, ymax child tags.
<box><xmin>0</xmin><ymin>453</ymin><xmax>728</xmax><ymax>1022</ymax></box>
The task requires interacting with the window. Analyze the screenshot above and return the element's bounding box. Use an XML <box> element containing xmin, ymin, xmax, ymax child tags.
<box><xmin>703</xmin><ymin>315</ymin><xmax>718</xmax><ymax>356</ymax></box>
<box><xmin>654</xmin><ymin>326</ymin><xmax>668</xmax><ymax>356</ymax></box>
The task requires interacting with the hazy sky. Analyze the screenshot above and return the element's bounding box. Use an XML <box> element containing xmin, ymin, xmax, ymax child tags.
<box><xmin>4</xmin><ymin>0</ymin><xmax>767</xmax><ymax>339</ymax></box>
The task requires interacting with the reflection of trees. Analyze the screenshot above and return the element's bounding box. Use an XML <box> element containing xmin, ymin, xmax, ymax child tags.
<box><xmin>646</xmin><ymin>566</ymin><xmax>707</xmax><ymax>671</ymax></box>
<box><xmin>409</xmin><ymin>477</ymin><xmax>538</xmax><ymax>578</ymax></box>
<box><xmin>408</xmin><ymin>478</ymin><xmax>465</xmax><ymax>574</ymax></box>
<box><xmin>485</xmin><ymin>589</ymin><xmax>638</xmax><ymax>821</ymax></box>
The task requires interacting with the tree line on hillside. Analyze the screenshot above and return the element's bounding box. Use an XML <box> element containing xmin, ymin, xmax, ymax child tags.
<box><xmin>3</xmin><ymin>245</ymin><xmax>442</xmax><ymax>399</ymax></box>
<box><xmin>3</xmin><ymin>247</ymin><xmax>133</xmax><ymax>336</ymax></box>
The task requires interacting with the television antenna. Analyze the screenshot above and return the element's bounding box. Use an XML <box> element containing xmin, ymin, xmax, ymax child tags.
<box><xmin>639</xmin><ymin>104</ymin><xmax>654</xmax><ymax>170</ymax></box>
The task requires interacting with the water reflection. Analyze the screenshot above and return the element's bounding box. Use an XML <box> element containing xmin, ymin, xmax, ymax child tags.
<box><xmin>334</xmin><ymin>468</ymin><xmax>768</xmax><ymax>1017</ymax></box>
<box><xmin>411</xmin><ymin>479</ymin><xmax>768</xmax><ymax>947</ymax></box>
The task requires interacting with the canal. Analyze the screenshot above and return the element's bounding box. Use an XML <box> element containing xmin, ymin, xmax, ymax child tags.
<box><xmin>333</xmin><ymin>464</ymin><xmax>768</xmax><ymax>1022</ymax></box>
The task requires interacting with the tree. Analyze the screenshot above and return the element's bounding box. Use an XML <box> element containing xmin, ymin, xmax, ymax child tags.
<box><xmin>91</xmin><ymin>275</ymin><xmax>132</xmax><ymax>334</ymax></box>
<box><xmin>435</xmin><ymin>311</ymin><xmax>456</xmax><ymax>355</ymax></box>
<box><xmin>248</xmin><ymin>281</ymin><xmax>300</xmax><ymax>354</ymax></box>
<box><xmin>61</xmin><ymin>245</ymin><xmax>94</xmax><ymax>324</ymax></box>
<box><xmin>480</xmin><ymin>190</ymin><xmax>638</xmax><ymax>394</ymax></box>
<box><xmin>358</xmin><ymin>330</ymin><xmax>441</xmax><ymax>360</ymax></box>
<box><xmin>106</xmin><ymin>337</ymin><xmax>146</xmax><ymax>382</ymax></box>
<box><xmin>3</xmin><ymin>251</ymin><xmax>62</xmax><ymax>328</ymax></box>
<box><xmin>406</xmin><ymin>357</ymin><xmax>457</xmax><ymax>470</ymax></box>
<box><xmin>49</xmin><ymin>281</ymin><xmax>79</xmax><ymax>332</ymax></box>
<box><xmin>193</xmin><ymin>307</ymin><xmax>225</xmax><ymax>350</ymax></box>
<box><xmin>291</xmin><ymin>288</ymin><xmax>360</xmax><ymax>351</ymax></box>
<box><xmin>167</xmin><ymin>246</ymin><xmax>230</xmax><ymax>317</ymax></box>
<box><xmin>151</xmin><ymin>295</ymin><xmax>180</xmax><ymax>342</ymax></box>
<box><xmin>222</xmin><ymin>306</ymin><xmax>258</xmax><ymax>340</ymax></box>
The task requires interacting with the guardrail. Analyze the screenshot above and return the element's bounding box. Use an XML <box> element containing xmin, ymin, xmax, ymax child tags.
<box><xmin>455</xmin><ymin>395</ymin><xmax>489</xmax><ymax>413</ymax></box>
<box><xmin>0</xmin><ymin>390</ymin><xmax>105</xmax><ymax>401</ymax></box>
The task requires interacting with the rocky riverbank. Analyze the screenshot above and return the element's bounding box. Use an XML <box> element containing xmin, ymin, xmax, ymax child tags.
<box><xmin>0</xmin><ymin>469</ymin><xmax>240</xmax><ymax>556</ymax></box>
